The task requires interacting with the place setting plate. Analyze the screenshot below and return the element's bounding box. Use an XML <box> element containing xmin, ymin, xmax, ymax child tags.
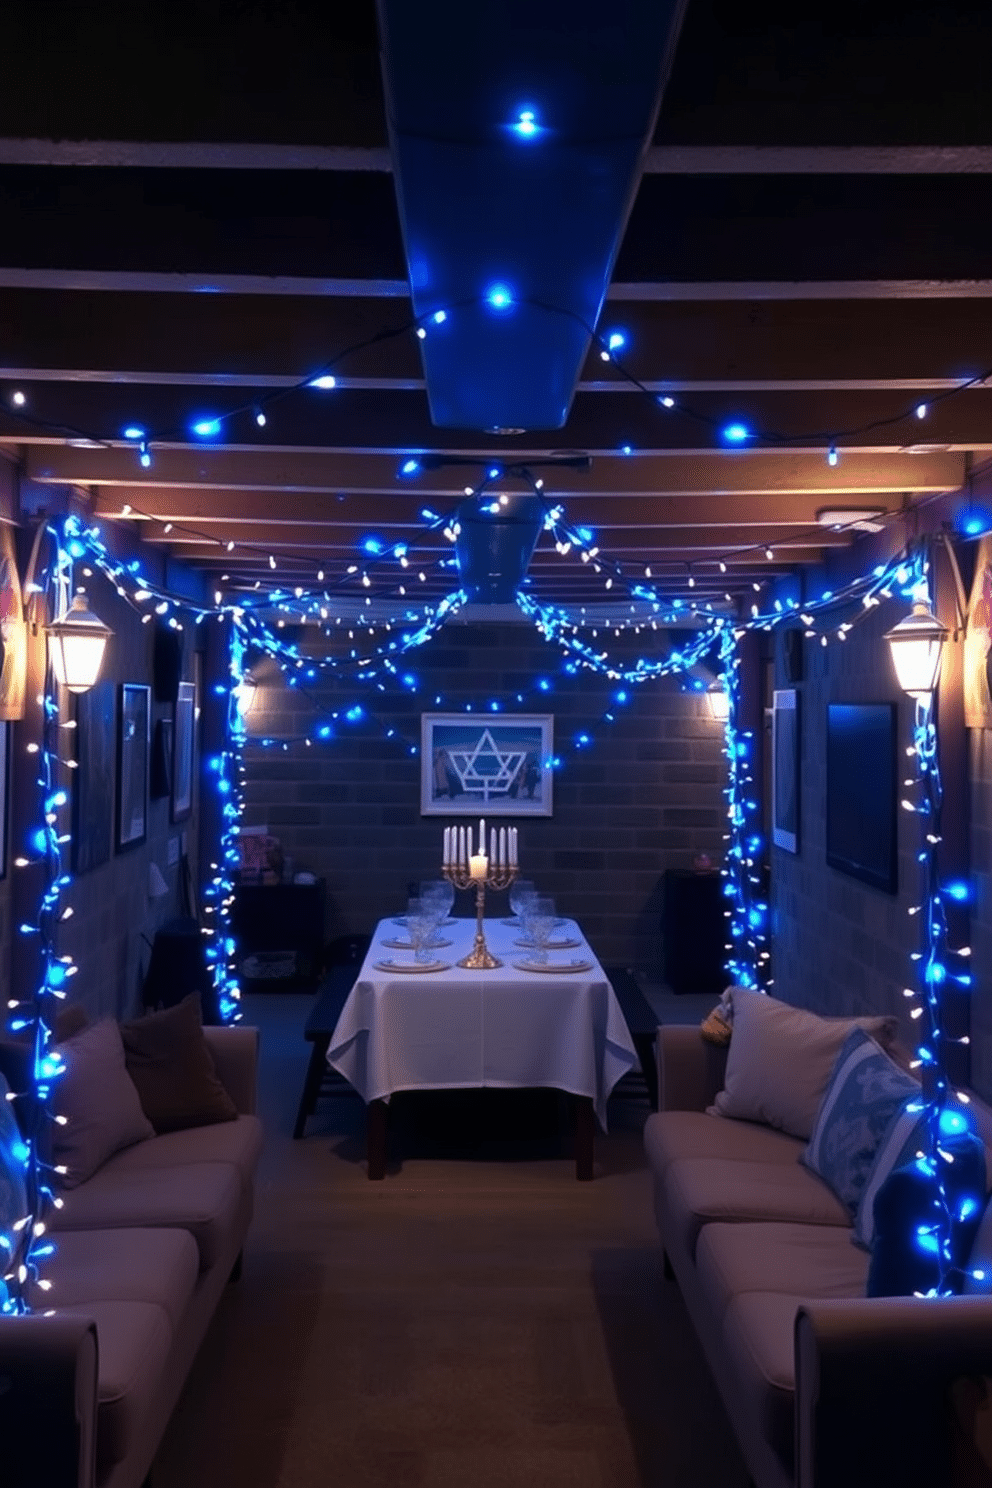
<box><xmin>392</xmin><ymin>915</ymin><xmax>457</xmax><ymax>928</ymax></box>
<box><xmin>513</xmin><ymin>959</ymin><xmax>594</xmax><ymax>974</ymax></box>
<box><xmin>500</xmin><ymin>916</ymin><xmax>568</xmax><ymax>929</ymax></box>
<box><xmin>513</xmin><ymin>936</ymin><xmax>582</xmax><ymax>951</ymax></box>
<box><xmin>374</xmin><ymin>959</ymin><xmax>453</xmax><ymax>974</ymax></box>
<box><xmin>381</xmin><ymin>936</ymin><xmax>453</xmax><ymax>950</ymax></box>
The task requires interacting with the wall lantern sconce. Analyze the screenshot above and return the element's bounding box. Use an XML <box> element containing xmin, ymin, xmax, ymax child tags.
<box><xmin>234</xmin><ymin>672</ymin><xmax>258</xmax><ymax>719</ymax></box>
<box><xmin>706</xmin><ymin>681</ymin><xmax>730</xmax><ymax>722</ymax></box>
<box><xmin>884</xmin><ymin>601</ymin><xmax>949</xmax><ymax>700</ymax></box>
<box><xmin>46</xmin><ymin>593</ymin><xmax>113</xmax><ymax>694</ymax></box>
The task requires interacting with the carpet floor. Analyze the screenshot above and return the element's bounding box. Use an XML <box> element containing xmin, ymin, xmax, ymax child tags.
<box><xmin>153</xmin><ymin>991</ymin><xmax>748</xmax><ymax>1488</ymax></box>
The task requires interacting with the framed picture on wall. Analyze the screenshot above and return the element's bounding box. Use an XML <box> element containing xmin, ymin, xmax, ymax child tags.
<box><xmin>73</xmin><ymin>680</ymin><xmax>115</xmax><ymax>873</ymax></box>
<box><xmin>772</xmin><ymin>688</ymin><xmax>800</xmax><ymax>854</ymax></box>
<box><xmin>171</xmin><ymin>681</ymin><xmax>195</xmax><ymax>822</ymax></box>
<box><xmin>117</xmin><ymin>683</ymin><xmax>150</xmax><ymax>852</ymax></box>
<box><xmin>420</xmin><ymin>713</ymin><xmax>554</xmax><ymax>816</ymax></box>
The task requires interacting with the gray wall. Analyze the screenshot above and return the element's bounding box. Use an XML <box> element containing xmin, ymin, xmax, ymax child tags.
<box><xmin>241</xmin><ymin>622</ymin><xmax>727</xmax><ymax>973</ymax></box>
<box><xmin>769</xmin><ymin>600</ymin><xmax>918</xmax><ymax>1030</ymax></box>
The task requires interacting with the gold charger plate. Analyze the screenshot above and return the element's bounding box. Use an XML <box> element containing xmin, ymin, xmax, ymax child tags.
<box><xmin>374</xmin><ymin>959</ymin><xmax>452</xmax><ymax>974</ymax></box>
<box><xmin>513</xmin><ymin>959</ymin><xmax>593</xmax><ymax>974</ymax></box>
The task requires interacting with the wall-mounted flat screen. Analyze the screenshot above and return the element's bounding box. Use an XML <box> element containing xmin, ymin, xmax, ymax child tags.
<box><xmin>826</xmin><ymin>702</ymin><xmax>897</xmax><ymax>894</ymax></box>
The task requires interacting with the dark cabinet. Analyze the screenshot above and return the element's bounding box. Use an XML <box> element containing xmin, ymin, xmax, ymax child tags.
<box><xmin>231</xmin><ymin>880</ymin><xmax>326</xmax><ymax>986</ymax></box>
<box><xmin>662</xmin><ymin>870</ymin><xmax>726</xmax><ymax>994</ymax></box>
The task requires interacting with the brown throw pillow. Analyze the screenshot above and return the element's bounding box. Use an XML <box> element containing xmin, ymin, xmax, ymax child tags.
<box><xmin>120</xmin><ymin>995</ymin><xmax>238</xmax><ymax>1134</ymax></box>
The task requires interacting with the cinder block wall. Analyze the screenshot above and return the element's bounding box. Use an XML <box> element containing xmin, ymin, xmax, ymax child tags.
<box><xmin>769</xmin><ymin>601</ymin><xmax>934</xmax><ymax>1044</ymax></box>
<box><xmin>242</xmin><ymin>622</ymin><xmax>727</xmax><ymax>974</ymax></box>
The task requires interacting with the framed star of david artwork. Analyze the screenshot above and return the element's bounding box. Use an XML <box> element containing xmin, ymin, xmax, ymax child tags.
<box><xmin>420</xmin><ymin>714</ymin><xmax>553</xmax><ymax>817</ymax></box>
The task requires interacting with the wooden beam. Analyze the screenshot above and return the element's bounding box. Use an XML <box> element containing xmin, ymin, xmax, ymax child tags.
<box><xmin>22</xmin><ymin>445</ymin><xmax>967</xmax><ymax>496</ymax></box>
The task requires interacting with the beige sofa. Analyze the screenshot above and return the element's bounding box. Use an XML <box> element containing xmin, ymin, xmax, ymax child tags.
<box><xmin>0</xmin><ymin>1024</ymin><xmax>263</xmax><ymax>1488</ymax></box>
<box><xmin>645</xmin><ymin>1024</ymin><xmax>992</xmax><ymax>1488</ymax></box>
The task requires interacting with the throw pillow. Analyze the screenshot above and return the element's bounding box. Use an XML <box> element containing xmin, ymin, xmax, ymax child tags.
<box><xmin>802</xmin><ymin>1027</ymin><xmax>920</xmax><ymax>1216</ymax></box>
<box><xmin>868</xmin><ymin>1128</ymin><xmax>987</xmax><ymax>1296</ymax></box>
<box><xmin>52</xmin><ymin>1019</ymin><xmax>154</xmax><ymax>1189</ymax></box>
<box><xmin>0</xmin><ymin>1071</ymin><xmax>28</xmax><ymax>1246</ymax></box>
<box><xmin>710</xmin><ymin>988</ymin><xmax>898</xmax><ymax>1139</ymax></box>
<box><xmin>700</xmin><ymin>987</ymin><xmax>734</xmax><ymax>1046</ymax></box>
<box><xmin>120</xmin><ymin>994</ymin><xmax>238</xmax><ymax>1134</ymax></box>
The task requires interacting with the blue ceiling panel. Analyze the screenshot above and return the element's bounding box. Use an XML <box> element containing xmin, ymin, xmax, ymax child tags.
<box><xmin>377</xmin><ymin>0</ymin><xmax>688</xmax><ymax>432</ymax></box>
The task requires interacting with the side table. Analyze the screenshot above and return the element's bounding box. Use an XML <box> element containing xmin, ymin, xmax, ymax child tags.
<box><xmin>232</xmin><ymin>879</ymin><xmax>326</xmax><ymax>988</ymax></box>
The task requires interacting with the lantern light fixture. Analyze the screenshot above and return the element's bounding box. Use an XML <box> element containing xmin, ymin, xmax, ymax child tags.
<box><xmin>706</xmin><ymin>680</ymin><xmax>730</xmax><ymax>722</ymax></box>
<box><xmin>46</xmin><ymin>593</ymin><xmax>113</xmax><ymax>694</ymax></box>
<box><xmin>884</xmin><ymin>600</ymin><xmax>949</xmax><ymax>699</ymax></box>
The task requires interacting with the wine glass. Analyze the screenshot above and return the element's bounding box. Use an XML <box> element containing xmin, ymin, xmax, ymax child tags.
<box><xmin>527</xmin><ymin>897</ymin><xmax>557</xmax><ymax>964</ymax></box>
<box><xmin>509</xmin><ymin>879</ymin><xmax>536</xmax><ymax>923</ymax></box>
<box><xmin>421</xmin><ymin>878</ymin><xmax>454</xmax><ymax>920</ymax></box>
<box><xmin>405</xmin><ymin>897</ymin><xmax>434</xmax><ymax>964</ymax></box>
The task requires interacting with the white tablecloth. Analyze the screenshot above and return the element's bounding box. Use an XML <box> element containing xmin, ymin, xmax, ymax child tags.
<box><xmin>326</xmin><ymin>917</ymin><xmax>639</xmax><ymax>1129</ymax></box>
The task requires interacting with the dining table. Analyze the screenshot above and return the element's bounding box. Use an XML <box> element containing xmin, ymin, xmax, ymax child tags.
<box><xmin>325</xmin><ymin>913</ymin><xmax>640</xmax><ymax>1179</ymax></box>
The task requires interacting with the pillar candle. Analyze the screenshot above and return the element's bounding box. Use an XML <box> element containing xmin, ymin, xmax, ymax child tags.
<box><xmin>499</xmin><ymin>827</ymin><xmax>506</xmax><ymax>866</ymax></box>
<box><xmin>469</xmin><ymin>852</ymin><xmax>488</xmax><ymax>882</ymax></box>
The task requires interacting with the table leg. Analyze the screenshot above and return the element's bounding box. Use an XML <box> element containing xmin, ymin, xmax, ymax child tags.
<box><xmin>367</xmin><ymin>1098</ymin><xmax>388</xmax><ymax>1179</ymax></box>
<box><xmin>574</xmin><ymin>1096</ymin><xmax>595</xmax><ymax>1181</ymax></box>
<box><xmin>292</xmin><ymin>1035</ymin><xmax>332</xmax><ymax>1139</ymax></box>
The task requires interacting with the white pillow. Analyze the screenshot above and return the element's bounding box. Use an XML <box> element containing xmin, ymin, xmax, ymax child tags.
<box><xmin>52</xmin><ymin>1019</ymin><xmax>154</xmax><ymax>1188</ymax></box>
<box><xmin>710</xmin><ymin>989</ymin><xmax>898</xmax><ymax>1140</ymax></box>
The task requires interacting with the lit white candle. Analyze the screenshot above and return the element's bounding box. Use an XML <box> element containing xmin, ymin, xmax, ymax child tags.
<box><xmin>469</xmin><ymin>852</ymin><xmax>488</xmax><ymax>881</ymax></box>
<box><xmin>499</xmin><ymin>827</ymin><xmax>506</xmax><ymax>865</ymax></box>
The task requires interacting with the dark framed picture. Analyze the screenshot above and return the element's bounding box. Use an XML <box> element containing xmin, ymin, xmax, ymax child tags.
<box><xmin>420</xmin><ymin>713</ymin><xmax>554</xmax><ymax>816</ymax></box>
<box><xmin>772</xmin><ymin>688</ymin><xmax>800</xmax><ymax>853</ymax></box>
<box><xmin>171</xmin><ymin>681</ymin><xmax>195</xmax><ymax>822</ymax></box>
<box><xmin>826</xmin><ymin>702</ymin><xmax>897</xmax><ymax>894</ymax></box>
<box><xmin>73</xmin><ymin>681</ymin><xmax>115</xmax><ymax>874</ymax></box>
<box><xmin>117</xmin><ymin>683</ymin><xmax>150</xmax><ymax>852</ymax></box>
<box><xmin>150</xmin><ymin>717</ymin><xmax>173</xmax><ymax>800</ymax></box>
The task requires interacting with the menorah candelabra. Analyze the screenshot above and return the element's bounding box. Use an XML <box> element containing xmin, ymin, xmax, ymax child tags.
<box><xmin>443</xmin><ymin>859</ymin><xmax>518</xmax><ymax>969</ymax></box>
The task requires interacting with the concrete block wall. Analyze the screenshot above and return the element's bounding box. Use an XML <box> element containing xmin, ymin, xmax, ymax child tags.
<box><xmin>769</xmin><ymin>600</ymin><xmax>922</xmax><ymax>1034</ymax></box>
<box><xmin>242</xmin><ymin>622</ymin><xmax>728</xmax><ymax>974</ymax></box>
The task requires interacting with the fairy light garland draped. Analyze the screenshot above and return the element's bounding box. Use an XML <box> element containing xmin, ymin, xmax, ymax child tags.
<box><xmin>3</xmin><ymin>527</ymin><xmax>81</xmax><ymax>1311</ymax></box>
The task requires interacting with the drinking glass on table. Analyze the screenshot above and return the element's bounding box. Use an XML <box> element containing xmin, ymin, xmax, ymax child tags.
<box><xmin>421</xmin><ymin>878</ymin><xmax>454</xmax><ymax>921</ymax></box>
<box><xmin>509</xmin><ymin>879</ymin><xmax>536</xmax><ymax>923</ymax></box>
<box><xmin>417</xmin><ymin>881</ymin><xmax>451</xmax><ymax>949</ymax></box>
<box><xmin>405</xmin><ymin>897</ymin><xmax>434</xmax><ymax>964</ymax></box>
<box><xmin>527</xmin><ymin>897</ymin><xmax>558</xmax><ymax>964</ymax></box>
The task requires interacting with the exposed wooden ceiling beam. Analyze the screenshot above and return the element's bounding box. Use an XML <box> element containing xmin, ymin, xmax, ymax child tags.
<box><xmin>3</xmin><ymin>141</ymin><xmax>991</xmax><ymax>175</ymax></box>
<box><xmin>93</xmin><ymin>490</ymin><xmax>885</xmax><ymax>528</ymax></box>
<box><xmin>22</xmin><ymin>444</ymin><xmax>966</xmax><ymax>496</ymax></box>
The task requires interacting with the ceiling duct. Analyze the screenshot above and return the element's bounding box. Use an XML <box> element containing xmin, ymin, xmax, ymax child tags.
<box><xmin>454</xmin><ymin>492</ymin><xmax>544</xmax><ymax>603</ymax></box>
<box><xmin>377</xmin><ymin>0</ymin><xmax>689</xmax><ymax>430</ymax></box>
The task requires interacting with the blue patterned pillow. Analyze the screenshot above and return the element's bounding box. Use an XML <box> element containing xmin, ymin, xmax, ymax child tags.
<box><xmin>853</xmin><ymin>1099</ymin><xmax>927</xmax><ymax>1249</ymax></box>
<box><xmin>0</xmin><ymin>1071</ymin><xmax>29</xmax><ymax>1268</ymax></box>
<box><xmin>802</xmin><ymin>1027</ymin><xmax>919</xmax><ymax>1219</ymax></box>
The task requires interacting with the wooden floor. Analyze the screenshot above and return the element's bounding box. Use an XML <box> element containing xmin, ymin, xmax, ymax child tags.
<box><xmin>152</xmin><ymin>989</ymin><xmax>745</xmax><ymax>1488</ymax></box>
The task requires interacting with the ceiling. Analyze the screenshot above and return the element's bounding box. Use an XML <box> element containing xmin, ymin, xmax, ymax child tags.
<box><xmin>1</xmin><ymin>0</ymin><xmax>991</xmax><ymax>620</ymax></box>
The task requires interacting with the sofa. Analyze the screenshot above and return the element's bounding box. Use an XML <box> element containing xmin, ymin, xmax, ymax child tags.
<box><xmin>645</xmin><ymin>1017</ymin><xmax>992</xmax><ymax>1488</ymax></box>
<box><xmin>0</xmin><ymin>1018</ymin><xmax>263</xmax><ymax>1488</ymax></box>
